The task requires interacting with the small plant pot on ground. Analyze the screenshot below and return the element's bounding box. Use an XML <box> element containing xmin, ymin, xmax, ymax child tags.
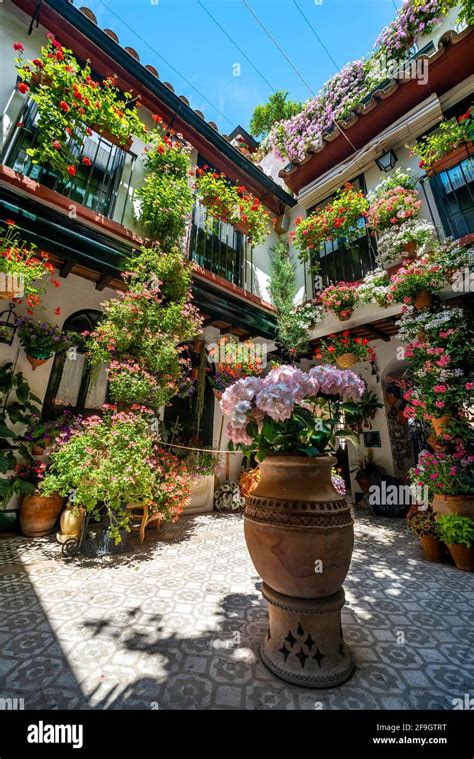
<box><xmin>446</xmin><ymin>543</ymin><xmax>474</xmax><ymax>572</ymax></box>
<box><xmin>420</xmin><ymin>535</ymin><xmax>446</xmax><ymax>563</ymax></box>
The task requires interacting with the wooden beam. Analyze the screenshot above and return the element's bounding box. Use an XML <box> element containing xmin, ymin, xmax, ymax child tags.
<box><xmin>96</xmin><ymin>274</ymin><xmax>113</xmax><ymax>292</ymax></box>
<box><xmin>59</xmin><ymin>259</ymin><xmax>74</xmax><ymax>279</ymax></box>
<box><xmin>363</xmin><ymin>324</ymin><xmax>391</xmax><ymax>342</ymax></box>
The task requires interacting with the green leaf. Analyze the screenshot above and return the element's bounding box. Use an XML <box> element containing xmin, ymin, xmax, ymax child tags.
<box><xmin>0</xmin><ymin>423</ymin><xmax>14</xmax><ymax>438</ymax></box>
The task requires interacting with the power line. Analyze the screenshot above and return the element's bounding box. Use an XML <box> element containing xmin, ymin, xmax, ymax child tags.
<box><xmin>292</xmin><ymin>0</ymin><xmax>340</xmax><ymax>71</ymax></box>
<box><xmin>98</xmin><ymin>0</ymin><xmax>235</xmax><ymax>129</ymax></box>
<box><xmin>197</xmin><ymin>0</ymin><xmax>276</xmax><ymax>93</ymax></box>
<box><xmin>242</xmin><ymin>0</ymin><xmax>315</xmax><ymax>96</ymax></box>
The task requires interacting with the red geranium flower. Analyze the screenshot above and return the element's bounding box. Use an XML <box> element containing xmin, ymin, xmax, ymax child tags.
<box><xmin>52</xmin><ymin>140</ymin><xmax>62</xmax><ymax>150</ymax></box>
<box><xmin>13</xmin><ymin>42</ymin><xmax>24</xmax><ymax>51</ymax></box>
<box><xmin>17</xmin><ymin>82</ymin><xmax>28</xmax><ymax>94</ymax></box>
<box><xmin>82</xmin><ymin>156</ymin><xmax>92</xmax><ymax>166</ymax></box>
<box><xmin>67</xmin><ymin>165</ymin><xmax>76</xmax><ymax>176</ymax></box>
<box><xmin>59</xmin><ymin>101</ymin><xmax>69</xmax><ymax>113</ymax></box>
<box><xmin>54</xmin><ymin>307</ymin><xmax>61</xmax><ymax>316</ymax></box>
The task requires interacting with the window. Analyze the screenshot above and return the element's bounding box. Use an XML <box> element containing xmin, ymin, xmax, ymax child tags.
<box><xmin>429</xmin><ymin>155</ymin><xmax>474</xmax><ymax>239</ymax></box>
<box><xmin>189</xmin><ymin>156</ymin><xmax>246</xmax><ymax>287</ymax></box>
<box><xmin>4</xmin><ymin>101</ymin><xmax>126</xmax><ymax>217</ymax></box>
<box><xmin>309</xmin><ymin>176</ymin><xmax>377</xmax><ymax>289</ymax></box>
<box><xmin>42</xmin><ymin>310</ymin><xmax>108</xmax><ymax>419</ymax></box>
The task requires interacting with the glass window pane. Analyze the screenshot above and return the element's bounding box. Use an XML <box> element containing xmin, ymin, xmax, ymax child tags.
<box><xmin>53</xmin><ymin>353</ymin><xmax>86</xmax><ymax>407</ymax></box>
<box><xmin>84</xmin><ymin>363</ymin><xmax>108</xmax><ymax>408</ymax></box>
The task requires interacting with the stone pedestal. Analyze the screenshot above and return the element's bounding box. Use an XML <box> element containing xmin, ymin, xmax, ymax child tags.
<box><xmin>261</xmin><ymin>584</ymin><xmax>354</xmax><ymax>688</ymax></box>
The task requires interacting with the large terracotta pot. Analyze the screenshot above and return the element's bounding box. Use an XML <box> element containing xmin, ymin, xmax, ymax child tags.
<box><xmin>20</xmin><ymin>493</ymin><xmax>64</xmax><ymax>537</ymax></box>
<box><xmin>432</xmin><ymin>494</ymin><xmax>474</xmax><ymax>519</ymax></box>
<box><xmin>420</xmin><ymin>535</ymin><xmax>446</xmax><ymax>563</ymax></box>
<box><xmin>244</xmin><ymin>454</ymin><xmax>354</xmax><ymax>688</ymax></box>
<box><xmin>446</xmin><ymin>544</ymin><xmax>474</xmax><ymax>572</ymax></box>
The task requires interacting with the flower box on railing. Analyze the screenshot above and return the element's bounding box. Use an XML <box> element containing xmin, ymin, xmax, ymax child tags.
<box><xmin>90</xmin><ymin>124</ymin><xmax>133</xmax><ymax>151</ymax></box>
<box><xmin>426</xmin><ymin>141</ymin><xmax>474</xmax><ymax>176</ymax></box>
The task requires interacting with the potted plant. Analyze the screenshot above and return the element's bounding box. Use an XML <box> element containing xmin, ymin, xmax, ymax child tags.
<box><xmin>352</xmin><ymin>449</ymin><xmax>385</xmax><ymax>493</ymax></box>
<box><xmin>387</xmin><ymin>254</ymin><xmax>445</xmax><ymax>310</ymax></box>
<box><xmin>195</xmin><ymin>168</ymin><xmax>271</xmax><ymax>246</ymax></box>
<box><xmin>135</xmin><ymin>130</ymin><xmax>194</xmax><ymax>247</ymax></box>
<box><xmin>436</xmin><ymin>514</ymin><xmax>474</xmax><ymax>572</ymax></box>
<box><xmin>401</xmin><ymin>312</ymin><xmax>473</xmax><ymax>433</ymax></box>
<box><xmin>407</xmin><ymin>508</ymin><xmax>446</xmax><ymax>563</ymax></box>
<box><xmin>358</xmin><ymin>268</ymin><xmax>390</xmax><ymax>307</ymax></box>
<box><xmin>343</xmin><ymin>389</ymin><xmax>383</xmax><ymax>435</ymax></box>
<box><xmin>220</xmin><ymin>363</ymin><xmax>365</xmax><ymax>687</ymax></box>
<box><xmin>17</xmin><ymin>317</ymin><xmax>76</xmax><ymax>370</ymax></box>
<box><xmin>40</xmin><ymin>410</ymin><xmax>192</xmax><ymax>544</ymax></box>
<box><xmin>290</xmin><ymin>183</ymin><xmax>369</xmax><ymax>263</ymax></box>
<box><xmin>376</xmin><ymin>219</ymin><xmax>437</xmax><ymax>266</ymax></box>
<box><xmin>0</xmin><ymin>363</ymin><xmax>41</xmax><ymax>513</ymax></box>
<box><xmin>14</xmin><ymin>36</ymin><xmax>146</xmax><ymax>177</ymax></box>
<box><xmin>315</xmin><ymin>330</ymin><xmax>376</xmax><ymax>369</ymax></box>
<box><xmin>0</xmin><ymin>222</ymin><xmax>58</xmax><ymax>305</ymax></box>
<box><xmin>367</xmin><ymin>186</ymin><xmax>421</xmax><ymax>234</ymax></box>
<box><xmin>15</xmin><ymin>462</ymin><xmax>64</xmax><ymax>538</ymax></box>
<box><xmin>411</xmin><ymin>450</ymin><xmax>474</xmax><ymax>520</ymax></box>
<box><xmin>407</xmin><ymin>109</ymin><xmax>474</xmax><ymax>176</ymax></box>
<box><xmin>183</xmin><ymin>449</ymin><xmax>217</xmax><ymax>514</ymax></box>
<box><xmin>319</xmin><ymin>281</ymin><xmax>359</xmax><ymax>321</ymax></box>
<box><xmin>22</xmin><ymin>410</ymin><xmax>81</xmax><ymax>455</ymax></box>
<box><xmin>208</xmin><ymin>337</ymin><xmax>263</xmax><ymax>400</ymax></box>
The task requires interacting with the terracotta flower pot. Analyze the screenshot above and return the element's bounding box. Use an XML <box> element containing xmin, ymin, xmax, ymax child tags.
<box><xmin>91</xmin><ymin>124</ymin><xmax>132</xmax><ymax>151</ymax></box>
<box><xmin>20</xmin><ymin>493</ymin><xmax>64</xmax><ymax>537</ymax></box>
<box><xmin>446</xmin><ymin>543</ymin><xmax>474</xmax><ymax>572</ymax></box>
<box><xmin>31</xmin><ymin>444</ymin><xmax>46</xmax><ymax>456</ymax></box>
<box><xmin>432</xmin><ymin>415</ymin><xmax>451</xmax><ymax>436</ymax></box>
<box><xmin>0</xmin><ymin>290</ymin><xmax>16</xmax><ymax>301</ymax></box>
<box><xmin>403</xmin><ymin>240</ymin><xmax>417</xmax><ymax>258</ymax></box>
<box><xmin>414</xmin><ymin>289</ymin><xmax>432</xmax><ymax>311</ymax></box>
<box><xmin>432</xmin><ymin>494</ymin><xmax>474</xmax><ymax>519</ymax></box>
<box><xmin>385</xmin><ymin>391</ymin><xmax>398</xmax><ymax>409</ymax></box>
<box><xmin>244</xmin><ymin>454</ymin><xmax>354</xmax><ymax>688</ymax></box>
<box><xmin>427</xmin><ymin>141</ymin><xmax>474</xmax><ymax>176</ymax></box>
<box><xmin>357</xmin><ymin>476</ymin><xmax>371</xmax><ymax>494</ymax></box>
<box><xmin>420</xmin><ymin>535</ymin><xmax>446</xmax><ymax>563</ymax></box>
<box><xmin>335</xmin><ymin>352</ymin><xmax>358</xmax><ymax>369</ymax></box>
<box><xmin>26</xmin><ymin>354</ymin><xmax>52</xmax><ymax>370</ymax></box>
<box><xmin>337</xmin><ymin>310</ymin><xmax>353</xmax><ymax>322</ymax></box>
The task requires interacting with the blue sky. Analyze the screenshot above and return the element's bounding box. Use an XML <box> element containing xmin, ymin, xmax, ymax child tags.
<box><xmin>85</xmin><ymin>0</ymin><xmax>402</xmax><ymax>135</ymax></box>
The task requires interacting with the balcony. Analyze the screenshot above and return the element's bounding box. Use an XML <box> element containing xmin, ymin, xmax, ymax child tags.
<box><xmin>189</xmin><ymin>201</ymin><xmax>246</xmax><ymax>289</ymax></box>
<box><xmin>1</xmin><ymin>99</ymin><xmax>136</xmax><ymax>226</ymax></box>
<box><xmin>312</xmin><ymin>226</ymin><xmax>378</xmax><ymax>291</ymax></box>
<box><xmin>425</xmin><ymin>153</ymin><xmax>474</xmax><ymax>239</ymax></box>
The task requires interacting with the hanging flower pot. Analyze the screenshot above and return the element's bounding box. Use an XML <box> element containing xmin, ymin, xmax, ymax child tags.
<box><xmin>337</xmin><ymin>309</ymin><xmax>353</xmax><ymax>322</ymax></box>
<box><xmin>26</xmin><ymin>349</ymin><xmax>53</xmax><ymax>371</ymax></box>
<box><xmin>397</xmin><ymin>408</ymin><xmax>407</xmax><ymax>425</ymax></box>
<box><xmin>385</xmin><ymin>391</ymin><xmax>398</xmax><ymax>408</ymax></box>
<box><xmin>335</xmin><ymin>352</ymin><xmax>358</xmax><ymax>369</ymax></box>
<box><xmin>403</xmin><ymin>240</ymin><xmax>418</xmax><ymax>259</ymax></box>
<box><xmin>432</xmin><ymin>415</ymin><xmax>451</xmax><ymax>436</ymax></box>
<box><xmin>414</xmin><ymin>289</ymin><xmax>432</xmax><ymax>311</ymax></box>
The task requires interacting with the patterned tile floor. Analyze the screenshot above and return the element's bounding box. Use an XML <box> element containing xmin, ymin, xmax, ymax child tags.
<box><xmin>0</xmin><ymin>510</ymin><xmax>473</xmax><ymax>710</ymax></box>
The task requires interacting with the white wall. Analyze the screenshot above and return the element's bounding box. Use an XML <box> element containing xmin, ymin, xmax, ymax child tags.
<box><xmin>0</xmin><ymin>271</ymin><xmax>115</xmax><ymax>404</ymax></box>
